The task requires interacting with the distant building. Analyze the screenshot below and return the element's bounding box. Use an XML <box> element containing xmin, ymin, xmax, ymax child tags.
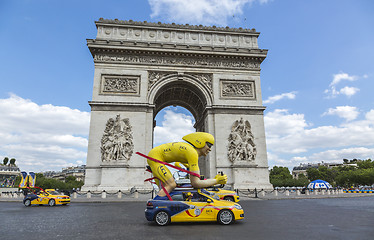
<box><xmin>0</xmin><ymin>165</ymin><xmax>21</xmax><ymax>188</ymax></box>
<box><xmin>62</xmin><ymin>165</ymin><xmax>86</xmax><ymax>182</ymax></box>
<box><xmin>292</xmin><ymin>162</ymin><xmax>357</xmax><ymax>179</ymax></box>
<box><xmin>43</xmin><ymin>165</ymin><xmax>86</xmax><ymax>182</ymax></box>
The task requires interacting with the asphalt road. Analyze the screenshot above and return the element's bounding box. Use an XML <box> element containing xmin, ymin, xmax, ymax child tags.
<box><xmin>2</xmin><ymin>196</ymin><xmax>374</xmax><ymax>240</ymax></box>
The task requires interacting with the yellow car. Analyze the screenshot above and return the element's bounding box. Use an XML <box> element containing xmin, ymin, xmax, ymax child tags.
<box><xmin>23</xmin><ymin>189</ymin><xmax>70</xmax><ymax>207</ymax></box>
<box><xmin>207</xmin><ymin>187</ymin><xmax>240</xmax><ymax>202</ymax></box>
<box><xmin>145</xmin><ymin>189</ymin><xmax>244</xmax><ymax>226</ymax></box>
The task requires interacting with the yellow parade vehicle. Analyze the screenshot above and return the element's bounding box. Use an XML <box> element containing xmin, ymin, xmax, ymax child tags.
<box><xmin>23</xmin><ymin>188</ymin><xmax>70</xmax><ymax>207</ymax></box>
<box><xmin>206</xmin><ymin>186</ymin><xmax>240</xmax><ymax>202</ymax></box>
<box><xmin>145</xmin><ymin>189</ymin><xmax>244</xmax><ymax>226</ymax></box>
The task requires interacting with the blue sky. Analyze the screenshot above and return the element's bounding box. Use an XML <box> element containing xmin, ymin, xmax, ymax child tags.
<box><xmin>1</xmin><ymin>0</ymin><xmax>373</xmax><ymax>172</ymax></box>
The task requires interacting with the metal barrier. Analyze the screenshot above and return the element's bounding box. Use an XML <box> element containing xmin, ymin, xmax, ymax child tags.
<box><xmin>235</xmin><ymin>188</ymin><xmax>350</xmax><ymax>198</ymax></box>
<box><xmin>71</xmin><ymin>188</ymin><xmax>155</xmax><ymax>199</ymax></box>
<box><xmin>1</xmin><ymin>188</ymin><xmax>372</xmax><ymax>200</ymax></box>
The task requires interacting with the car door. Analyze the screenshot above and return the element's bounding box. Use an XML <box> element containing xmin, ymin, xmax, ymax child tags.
<box><xmin>183</xmin><ymin>193</ymin><xmax>216</xmax><ymax>221</ymax></box>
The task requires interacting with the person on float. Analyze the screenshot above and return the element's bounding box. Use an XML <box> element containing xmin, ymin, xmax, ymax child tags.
<box><xmin>147</xmin><ymin>132</ymin><xmax>228</xmax><ymax>200</ymax></box>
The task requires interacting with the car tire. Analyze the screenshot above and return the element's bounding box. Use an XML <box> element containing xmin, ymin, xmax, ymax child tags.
<box><xmin>154</xmin><ymin>211</ymin><xmax>170</xmax><ymax>226</ymax></box>
<box><xmin>48</xmin><ymin>199</ymin><xmax>56</xmax><ymax>207</ymax></box>
<box><xmin>24</xmin><ymin>199</ymin><xmax>31</xmax><ymax>207</ymax></box>
<box><xmin>217</xmin><ymin>209</ymin><xmax>234</xmax><ymax>225</ymax></box>
<box><xmin>223</xmin><ymin>196</ymin><xmax>235</xmax><ymax>202</ymax></box>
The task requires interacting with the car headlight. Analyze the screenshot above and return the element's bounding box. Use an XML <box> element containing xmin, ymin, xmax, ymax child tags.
<box><xmin>234</xmin><ymin>204</ymin><xmax>242</xmax><ymax>210</ymax></box>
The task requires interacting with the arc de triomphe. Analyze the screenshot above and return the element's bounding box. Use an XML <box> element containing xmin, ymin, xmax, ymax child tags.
<box><xmin>82</xmin><ymin>19</ymin><xmax>273</xmax><ymax>191</ymax></box>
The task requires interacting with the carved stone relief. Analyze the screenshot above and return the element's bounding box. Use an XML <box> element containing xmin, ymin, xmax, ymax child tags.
<box><xmin>148</xmin><ymin>71</ymin><xmax>213</xmax><ymax>93</ymax></box>
<box><xmin>148</xmin><ymin>71</ymin><xmax>176</xmax><ymax>90</ymax></box>
<box><xmin>101</xmin><ymin>115</ymin><xmax>134</xmax><ymax>162</ymax></box>
<box><xmin>186</xmin><ymin>72</ymin><xmax>213</xmax><ymax>93</ymax></box>
<box><xmin>220</xmin><ymin>80</ymin><xmax>255</xmax><ymax>99</ymax></box>
<box><xmin>94</xmin><ymin>54</ymin><xmax>261</xmax><ymax>70</ymax></box>
<box><xmin>228</xmin><ymin>118</ymin><xmax>257</xmax><ymax>162</ymax></box>
<box><xmin>101</xmin><ymin>75</ymin><xmax>140</xmax><ymax>95</ymax></box>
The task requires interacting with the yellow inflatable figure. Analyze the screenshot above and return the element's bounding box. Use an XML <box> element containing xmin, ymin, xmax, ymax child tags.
<box><xmin>147</xmin><ymin>132</ymin><xmax>227</xmax><ymax>200</ymax></box>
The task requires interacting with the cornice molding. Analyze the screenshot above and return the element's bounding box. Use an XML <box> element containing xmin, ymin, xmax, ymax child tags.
<box><xmin>87</xmin><ymin>39</ymin><xmax>268</xmax><ymax>56</ymax></box>
<box><xmin>96</xmin><ymin>18</ymin><xmax>259</xmax><ymax>35</ymax></box>
<box><xmin>93</xmin><ymin>18</ymin><xmax>264</xmax><ymax>51</ymax></box>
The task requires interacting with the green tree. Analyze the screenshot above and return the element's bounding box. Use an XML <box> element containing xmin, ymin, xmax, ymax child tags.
<box><xmin>34</xmin><ymin>173</ymin><xmax>84</xmax><ymax>191</ymax></box>
<box><xmin>65</xmin><ymin>176</ymin><xmax>77</xmax><ymax>183</ymax></box>
<box><xmin>9</xmin><ymin>158</ymin><xmax>16</xmax><ymax>165</ymax></box>
<box><xmin>306</xmin><ymin>168</ymin><xmax>320</xmax><ymax>181</ymax></box>
<box><xmin>318</xmin><ymin>166</ymin><xmax>336</xmax><ymax>183</ymax></box>
<box><xmin>357</xmin><ymin>159</ymin><xmax>374</xmax><ymax>169</ymax></box>
<box><xmin>295</xmin><ymin>174</ymin><xmax>309</xmax><ymax>187</ymax></box>
<box><xmin>270</xmin><ymin>166</ymin><xmax>292</xmax><ymax>180</ymax></box>
<box><xmin>335</xmin><ymin>171</ymin><xmax>351</xmax><ymax>187</ymax></box>
<box><xmin>269</xmin><ymin>166</ymin><xmax>294</xmax><ymax>187</ymax></box>
<box><xmin>3</xmin><ymin>157</ymin><xmax>9</xmax><ymax>165</ymax></box>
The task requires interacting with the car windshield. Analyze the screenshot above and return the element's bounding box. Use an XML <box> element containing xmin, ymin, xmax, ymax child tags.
<box><xmin>46</xmin><ymin>190</ymin><xmax>62</xmax><ymax>195</ymax></box>
<box><xmin>200</xmin><ymin>189</ymin><xmax>220</xmax><ymax>200</ymax></box>
<box><xmin>201</xmin><ymin>189</ymin><xmax>213</xmax><ymax>196</ymax></box>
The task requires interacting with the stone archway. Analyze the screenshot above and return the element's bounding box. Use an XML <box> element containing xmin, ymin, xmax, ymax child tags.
<box><xmin>82</xmin><ymin>19</ymin><xmax>273</xmax><ymax>191</ymax></box>
<box><xmin>149</xmin><ymin>72</ymin><xmax>213</xmax><ymax>131</ymax></box>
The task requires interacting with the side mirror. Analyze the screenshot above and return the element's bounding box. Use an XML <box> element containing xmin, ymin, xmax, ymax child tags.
<box><xmin>206</xmin><ymin>198</ymin><xmax>213</xmax><ymax>203</ymax></box>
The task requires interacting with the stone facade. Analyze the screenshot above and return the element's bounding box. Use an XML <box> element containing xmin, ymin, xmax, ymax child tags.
<box><xmin>82</xmin><ymin>19</ymin><xmax>273</xmax><ymax>191</ymax></box>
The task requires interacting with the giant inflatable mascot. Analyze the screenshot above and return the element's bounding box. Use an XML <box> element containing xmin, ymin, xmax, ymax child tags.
<box><xmin>147</xmin><ymin>132</ymin><xmax>228</xmax><ymax>200</ymax></box>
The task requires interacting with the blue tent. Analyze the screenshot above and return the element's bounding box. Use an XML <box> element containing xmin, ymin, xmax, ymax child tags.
<box><xmin>307</xmin><ymin>179</ymin><xmax>332</xmax><ymax>189</ymax></box>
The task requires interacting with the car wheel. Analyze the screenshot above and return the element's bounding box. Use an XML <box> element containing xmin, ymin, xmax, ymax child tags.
<box><xmin>48</xmin><ymin>199</ymin><xmax>56</xmax><ymax>207</ymax></box>
<box><xmin>223</xmin><ymin>196</ymin><xmax>235</xmax><ymax>202</ymax></box>
<box><xmin>217</xmin><ymin>209</ymin><xmax>234</xmax><ymax>225</ymax></box>
<box><xmin>24</xmin><ymin>199</ymin><xmax>31</xmax><ymax>207</ymax></box>
<box><xmin>154</xmin><ymin>211</ymin><xmax>170</xmax><ymax>226</ymax></box>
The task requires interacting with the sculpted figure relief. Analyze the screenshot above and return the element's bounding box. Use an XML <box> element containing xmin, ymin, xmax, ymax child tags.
<box><xmin>221</xmin><ymin>81</ymin><xmax>255</xmax><ymax>98</ymax></box>
<box><xmin>94</xmin><ymin>54</ymin><xmax>260</xmax><ymax>70</ymax></box>
<box><xmin>228</xmin><ymin>118</ymin><xmax>257</xmax><ymax>162</ymax></box>
<box><xmin>148</xmin><ymin>71</ymin><xmax>213</xmax><ymax>93</ymax></box>
<box><xmin>187</xmin><ymin>73</ymin><xmax>213</xmax><ymax>93</ymax></box>
<box><xmin>148</xmin><ymin>71</ymin><xmax>175</xmax><ymax>90</ymax></box>
<box><xmin>101</xmin><ymin>115</ymin><xmax>134</xmax><ymax>162</ymax></box>
<box><xmin>101</xmin><ymin>75</ymin><xmax>139</xmax><ymax>94</ymax></box>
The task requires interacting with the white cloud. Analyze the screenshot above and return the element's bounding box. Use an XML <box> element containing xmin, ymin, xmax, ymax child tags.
<box><xmin>264</xmin><ymin>109</ymin><xmax>308</xmax><ymax>138</ymax></box>
<box><xmin>339</xmin><ymin>86</ymin><xmax>360</xmax><ymax>97</ymax></box>
<box><xmin>148</xmin><ymin>0</ymin><xmax>269</xmax><ymax>26</ymax></box>
<box><xmin>325</xmin><ymin>72</ymin><xmax>361</xmax><ymax>98</ymax></box>
<box><xmin>330</xmin><ymin>72</ymin><xmax>358</xmax><ymax>87</ymax></box>
<box><xmin>309</xmin><ymin>147</ymin><xmax>374</xmax><ymax>163</ymax></box>
<box><xmin>267</xmin><ymin>152</ymin><xmax>308</xmax><ymax>169</ymax></box>
<box><xmin>154</xmin><ymin>109</ymin><xmax>195</xmax><ymax>146</ymax></box>
<box><xmin>322</xmin><ymin>106</ymin><xmax>359</xmax><ymax>121</ymax></box>
<box><xmin>265</xmin><ymin>108</ymin><xmax>374</xmax><ymax>168</ymax></box>
<box><xmin>0</xmin><ymin>94</ymin><xmax>90</xmax><ymax>172</ymax></box>
<box><xmin>263</xmin><ymin>91</ymin><xmax>297</xmax><ymax>104</ymax></box>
